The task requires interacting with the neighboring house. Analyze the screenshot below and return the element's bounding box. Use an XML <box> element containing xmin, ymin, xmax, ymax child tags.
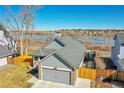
<box><xmin>111</xmin><ymin>33</ymin><xmax>124</xmax><ymax>71</ymax></box>
<box><xmin>0</xmin><ymin>30</ymin><xmax>17</xmax><ymax>53</ymax></box>
<box><xmin>53</xmin><ymin>32</ymin><xmax>62</xmax><ymax>37</ymax></box>
<box><xmin>32</xmin><ymin>37</ymin><xmax>87</xmax><ymax>85</ymax></box>
<box><xmin>0</xmin><ymin>45</ymin><xmax>14</xmax><ymax>67</ymax></box>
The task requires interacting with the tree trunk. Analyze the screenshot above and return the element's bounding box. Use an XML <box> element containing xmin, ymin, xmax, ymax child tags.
<box><xmin>20</xmin><ymin>31</ymin><xmax>24</xmax><ymax>56</ymax></box>
<box><xmin>25</xmin><ymin>31</ymin><xmax>28</xmax><ymax>55</ymax></box>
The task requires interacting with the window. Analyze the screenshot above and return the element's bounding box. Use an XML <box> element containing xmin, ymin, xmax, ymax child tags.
<box><xmin>121</xmin><ymin>43</ymin><xmax>124</xmax><ymax>46</ymax></box>
<box><xmin>54</xmin><ymin>39</ymin><xmax>65</xmax><ymax>47</ymax></box>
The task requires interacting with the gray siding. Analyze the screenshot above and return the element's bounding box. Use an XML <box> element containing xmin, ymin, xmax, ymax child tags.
<box><xmin>120</xmin><ymin>46</ymin><xmax>124</xmax><ymax>59</ymax></box>
<box><xmin>42</xmin><ymin>68</ymin><xmax>71</xmax><ymax>84</ymax></box>
<box><xmin>111</xmin><ymin>37</ymin><xmax>120</xmax><ymax>65</ymax></box>
<box><xmin>111</xmin><ymin>36</ymin><xmax>124</xmax><ymax>70</ymax></box>
<box><xmin>42</xmin><ymin>53</ymin><xmax>71</xmax><ymax>69</ymax></box>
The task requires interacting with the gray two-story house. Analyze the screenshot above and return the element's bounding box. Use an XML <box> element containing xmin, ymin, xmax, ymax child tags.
<box><xmin>111</xmin><ymin>33</ymin><xmax>124</xmax><ymax>71</ymax></box>
<box><xmin>32</xmin><ymin>37</ymin><xmax>87</xmax><ymax>85</ymax></box>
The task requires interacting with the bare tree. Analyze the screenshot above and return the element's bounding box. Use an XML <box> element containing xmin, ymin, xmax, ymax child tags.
<box><xmin>0</xmin><ymin>22</ymin><xmax>7</xmax><ymax>32</ymax></box>
<box><xmin>0</xmin><ymin>5</ymin><xmax>41</xmax><ymax>55</ymax></box>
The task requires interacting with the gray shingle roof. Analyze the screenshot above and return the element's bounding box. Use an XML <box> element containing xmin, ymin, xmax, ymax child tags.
<box><xmin>56</xmin><ymin>37</ymin><xmax>86</xmax><ymax>69</ymax></box>
<box><xmin>116</xmin><ymin>33</ymin><xmax>124</xmax><ymax>45</ymax></box>
<box><xmin>32</xmin><ymin>48</ymin><xmax>55</xmax><ymax>57</ymax></box>
<box><xmin>32</xmin><ymin>36</ymin><xmax>87</xmax><ymax>69</ymax></box>
<box><xmin>0</xmin><ymin>45</ymin><xmax>13</xmax><ymax>58</ymax></box>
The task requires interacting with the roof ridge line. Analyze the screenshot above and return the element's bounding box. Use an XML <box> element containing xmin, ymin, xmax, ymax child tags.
<box><xmin>37</xmin><ymin>51</ymin><xmax>75</xmax><ymax>69</ymax></box>
<box><xmin>40</xmin><ymin>37</ymin><xmax>64</xmax><ymax>50</ymax></box>
<box><xmin>55</xmin><ymin>50</ymin><xmax>76</xmax><ymax>69</ymax></box>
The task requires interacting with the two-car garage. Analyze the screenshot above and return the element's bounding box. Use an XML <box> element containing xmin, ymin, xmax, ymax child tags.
<box><xmin>42</xmin><ymin>68</ymin><xmax>71</xmax><ymax>85</ymax></box>
<box><xmin>37</xmin><ymin>53</ymin><xmax>77</xmax><ymax>85</ymax></box>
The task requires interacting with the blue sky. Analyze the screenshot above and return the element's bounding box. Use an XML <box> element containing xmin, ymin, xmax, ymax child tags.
<box><xmin>0</xmin><ymin>5</ymin><xmax>124</xmax><ymax>31</ymax></box>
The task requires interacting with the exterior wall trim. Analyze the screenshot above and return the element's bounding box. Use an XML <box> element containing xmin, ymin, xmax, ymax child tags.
<box><xmin>38</xmin><ymin>63</ymin><xmax>42</xmax><ymax>80</ymax></box>
<box><xmin>42</xmin><ymin>66</ymin><xmax>72</xmax><ymax>72</ymax></box>
<box><xmin>79</xmin><ymin>52</ymin><xmax>86</xmax><ymax>67</ymax></box>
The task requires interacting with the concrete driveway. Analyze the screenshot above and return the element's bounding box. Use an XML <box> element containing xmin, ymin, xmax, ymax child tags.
<box><xmin>31</xmin><ymin>78</ymin><xmax>91</xmax><ymax>88</ymax></box>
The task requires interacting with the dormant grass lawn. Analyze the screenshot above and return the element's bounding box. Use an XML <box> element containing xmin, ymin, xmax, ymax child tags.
<box><xmin>0</xmin><ymin>64</ymin><xmax>33</xmax><ymax>88</ymax></box>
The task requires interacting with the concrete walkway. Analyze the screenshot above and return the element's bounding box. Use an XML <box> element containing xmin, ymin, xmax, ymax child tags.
<box><xmin>0</xmin><ymin>65</ymin><xmax>11</xmax><ymax>71</ymax></box>
<box><xmin>31</xmin><ymin>78</ymin><xmax>91</xmax><ymax>88</ymax></box>
<box><xmin>74</xmin><ymin>78</ymin><xmax>91</xmax><ymax>88</ymax></box>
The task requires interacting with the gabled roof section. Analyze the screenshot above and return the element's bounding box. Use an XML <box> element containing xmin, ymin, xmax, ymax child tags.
<box><xmin>32</xmin><ymin>36</ymin><xmax>87</xmax><ymax>69</ymax></box>
<box><xmin>41</xmin><ymin>52</ymin><xmax>73</xmax><ymax>69</ymax></box>
<box><xmin>116</xmin><ymin>33</ymin><xmax>124</xmax><ymax>45</ymax></box>
<box><xmin>56</xmin><ymin>37</ymin><xmax>86</xmax><ymax>69</ymax></box>
<box><xmin>32</xmin><ymin>38</ymin><xmax>65</xmax><ymax>56</ymax></box>
<box><xmin>0</xmin><ymin>45</ymin><xmax>13</xmax><ymax>58</ymax></box>
<box><xmin>44</xmin><ymin>38</ymin><xmax>64</xmax><ymax>49</ymax></box>
<box><xmin>32</xmin><ymin>48</ymin><xmax>55</xmax><ymax>57</ymax></box>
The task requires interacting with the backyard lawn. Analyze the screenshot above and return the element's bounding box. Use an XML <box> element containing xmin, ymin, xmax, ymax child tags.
<box><xmin>0</xmin><ymin>64</ymin><xmax>33</xmax><ymax>88</ymax></box>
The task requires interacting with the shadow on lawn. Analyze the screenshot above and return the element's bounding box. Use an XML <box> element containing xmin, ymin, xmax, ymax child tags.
<box><xmin>27</xmin><ymin>68</ymin><xmax>38</xmax><ymax>78</ymax></box>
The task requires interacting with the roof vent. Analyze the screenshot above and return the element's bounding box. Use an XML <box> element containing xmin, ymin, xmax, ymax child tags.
<box><xmin>54</xmin><ymin>38</ymin><xmax>65</xmax><ymax>47</ymax></box>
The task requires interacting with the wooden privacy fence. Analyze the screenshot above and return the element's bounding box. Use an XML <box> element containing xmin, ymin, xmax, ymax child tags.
<box><xmin>115</xmin><ymin>71</ymin><xmax>124</xmax><ymax>81</ymax></box>
<box><xmin>96</xmin><ymin>70</ymin><xmax>124</xmax><ymax>81</ymax></box>
<box><xmin>78</xmin><ymin>68</ymin><xmax>96</xmax><ymax>80</ymax></box>
<box><xmin>8</xmin><ymin>55</ymin><xmax>33</xmax><ymax>68</ymax></box>
<box><xmin>7</xmin><ymin>57</ymin><xmax>14</xmax><ymax>64</ymax></box>
<box><xmin>96</xmin><ymin>70</ymin><xmax>116</xmax><ymax>80</ymax></box>
<box><xmin>78</xmin><ymin>68</ymin><xmax>124</xmax><ymax>81</ymax></box>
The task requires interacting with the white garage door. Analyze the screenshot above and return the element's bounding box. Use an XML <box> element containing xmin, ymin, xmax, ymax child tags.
<box><xmin>42</xmin><ymin>68</ymin><xmax>71</xmax><ymax>84</ymax></box>
<box><xmin>0</xmin><ymin>57</ymin><xmax>7</xmax><ymax>67</ymax></box>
